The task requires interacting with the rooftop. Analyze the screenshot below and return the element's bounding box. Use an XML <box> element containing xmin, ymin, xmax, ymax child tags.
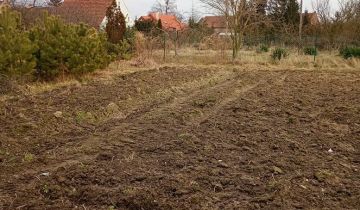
<box><xmin>139</xmin><ymin>12</ymin><xmax>186</xmax><ymax>31</ymax></box>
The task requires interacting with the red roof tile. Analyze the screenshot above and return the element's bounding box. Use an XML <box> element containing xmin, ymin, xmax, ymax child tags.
<box><xmin>139</xmin><ymin>12</ymin><xmax>185</xmax><ymax>31</ymax></box>
<box><xmin>302</xmin><ymin>12</ymin><xmax>320</xmax><ymax>25</ymax></box>
<box><xmin>48</xmin><ymin>0</ymin><xmax>113</xmax><ymax>28</ymax></box>
<box><xmin>200</xmin><ymin>16</ymin><xmax>227</xmax><ymax>29</ymax></box>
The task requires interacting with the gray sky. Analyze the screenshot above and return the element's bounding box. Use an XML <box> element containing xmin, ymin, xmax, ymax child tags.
<box><xmin>123</xmin><ymin>0</ymin><xmax>340</xmax><ymax>20</ymax></box>
<box><xmin>123</xmin><ymin>0</ymin><xmax>201</xmax><ymax>19</ymax></box>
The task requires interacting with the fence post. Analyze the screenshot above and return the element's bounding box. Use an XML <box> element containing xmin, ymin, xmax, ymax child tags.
<box><xmin>175</xmin><ymin>31</ymin><xmax>178</xmax><ymax>56</ymax></box>
<box><xmin>314</xmin><ymin>33</ymin><xmax>318</xmax><ymax>62</ymax></box>
<box><xmin>163</xmin><ymin>32</ymin><xmax>166</xmax><ymax>61</ymax></box>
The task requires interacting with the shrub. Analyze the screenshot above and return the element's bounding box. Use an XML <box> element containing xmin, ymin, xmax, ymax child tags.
<box><xmin>257</xmin><ymin>44</ymin><xmax>269</xmax><ymax>53</ymax></box>
<box><xmin>0</xmin><ymin>8</ymin><xmax>36</xmax><ymax>76</ymax></box>
<box><xmin>271</xmin><ymin>48</ymin><xmax>288</xmax><ymax>61</ymax></box>
<box><xmin>1</xmin><ymin>8</ymin><xmax>132</xmax><ymax>82</ymax></box>
<box><xmin>120</xmin><ymin>27</ymin><xmax>136</xmax><ymax>59</ymax></box>
<box><xmin>340</xmin><ymin>47</ymin><xmax>360</xmax><ymax>59</ymax></box>
<box><xmin>304</xmin><ymin>47</ymin><xmax>318</xmax><ymax>56</ymax></box>
<box><xmin>106</xmin><ymin>27</ymin><xmax>135</xmax><ymax>60</ymax></box>
<box><xmin>135</xmin><ymin>19</ymin><xmax>157</xmax><ymax>34</ymax></box>
<box><xmin>29</xmin><ymin>13</ymin><xmax>110</xmax><ymax>80</ymax></box>
<box><xmin>106</xmin><ymin>41</ymin><xmax>131</xmax><ymax>60</ymax></box>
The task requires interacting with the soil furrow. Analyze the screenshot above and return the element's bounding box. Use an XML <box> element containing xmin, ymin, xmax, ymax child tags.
<box><xmin>0</xmin><ymin>67</ymin><xmax>359</xmax><ymax>210</ymax></box>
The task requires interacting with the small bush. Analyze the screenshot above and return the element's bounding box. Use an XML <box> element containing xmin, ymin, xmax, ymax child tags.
<box><xmin>271</xmin><ymin>48</ymin><xmax>288</xmax><ymax>61</ymax></box>
<box><xmin>106</xmin><ymin>27</ymin><xmax>135</xmax><ymax>60</ymax></box>
<box><xmin>257</xmin><ymin>44</ymin><xmax>269</xmax><ymax>53</ymax></box>
<box><xmin>0</xmin><ymin>8</ymin><xmax>36</xmax><ymax>76</ymax></box>
<box><xmin>135</xmin><ymin>19</ymin><xmax>157</xmax><ymax>34</ymax></box>
<box><xmin>120</xmin><ymin>27</ymin><xmax>136</xmax><ymax>59</ymax></box>
<box><xmin>106</xmin><ymin>41</ymin><xmax>132</xmax><ymax>60</ymax></box>
<box><xmin>304</xmin><ymin>47</ymin><xmax>318</xmax><ymax>56</ymax></box>
<box><xmin>340</xmin><ymin>47</ymin><xmax>360</xmax><ymax>59</ymax></box>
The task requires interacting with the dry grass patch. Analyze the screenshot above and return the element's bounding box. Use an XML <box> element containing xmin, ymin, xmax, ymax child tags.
<box><xmin>151</xmin><ymin>48</ymin><xmax>360</xmax><ymax>71</ymax></box>
<box><xmin>2</xmin><ymin>47</ymin><xmax>358</xmax><ymax>101</ymax></box>
<box><xmin>3</xmin><ymin>61</ymin><xmax>156</xmax><ymax>97</ymax></box>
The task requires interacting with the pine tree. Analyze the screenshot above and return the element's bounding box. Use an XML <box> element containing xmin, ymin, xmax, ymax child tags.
<box><xmin>105</xmin><ymin>0</ymin><xmax>126</xmax><ymax>44</ymax></box>
<box><xmin>284</xmin><ymin>0</ymin><xmax>300</xmax><ymax>25</ymax></box>
<box><xmin>188</xmin><ymin>17</ymin><xmax>196</xmax><ymax>28</ymax></box>
<box><xmin>268</xmin><ymin>0</ymin><xmax>300</xmax><ymax>29</ymax></box>
<box><xmin>0</xmin><ymin>7</ymin><xmax>36</xmax><ymax>76</ymax></box>
<box><xmin>29</xmin><ymin>12</ymin><xmax>110</xmax><ymax>80</ymax></box>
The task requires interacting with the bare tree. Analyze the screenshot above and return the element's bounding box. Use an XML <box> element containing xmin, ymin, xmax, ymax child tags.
<box><xmin>311</xmin><ymin>0</ymin><xmax>332</xmax><ymax>48</ymax></box>
<box><xmin>200</xmin><ymin>0</ymin><xmax>270</xmax><ymax>59</ymax></box>
<box><xmin>312</xmin><ymin>0</ymin><xmax>331</xmax><ymax>24</ymax></box>
<box><xmin>47</xmin><ymin>0</ymin><xmax>63</xmax><ymax>7</ymax></box>
<box><xmin>151</xmin><ymin>0</ymin><xmax>184</xmax><ymax>22</ymax></box>
<box><xmin>337</xmin><ymin>0</ymin><xmax>360</xmax><ymax>21</ymax></box>
<box><xmin>152</xmin><ymin>0</ymin><xmax>177</xmax><ymax>14</ymax></box>
<box><xmin>336</xmin><ymin>0</ymin><xmax>360</xmax><ymax>43</ymax></box>
<box><xmin>8</xmin><ymin>0</ymin><xmax>48</xmax><ymax>7</ymax></box>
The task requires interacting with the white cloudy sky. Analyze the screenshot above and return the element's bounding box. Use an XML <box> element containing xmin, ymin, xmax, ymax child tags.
<box><xmin>123</xmin><ymin>0</ymin><xmax>340</xmax><ymax>19</ymax></box>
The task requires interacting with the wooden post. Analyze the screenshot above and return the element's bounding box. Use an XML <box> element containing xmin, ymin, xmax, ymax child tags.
<box><xmin>163</xmin><ymin>32</ymin><xmax>166</xmax><ymax>61</ymax></box>
<box><xmin>175</xmin><ymin>30</ymin><xmax>178</xmax><ymax>56</ymax></box>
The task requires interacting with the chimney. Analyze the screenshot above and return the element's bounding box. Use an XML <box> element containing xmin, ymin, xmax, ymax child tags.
<box><xmin>155</xmin><ymin>12</ymin><xmax>160</xmax><ymax>20</ymax></box>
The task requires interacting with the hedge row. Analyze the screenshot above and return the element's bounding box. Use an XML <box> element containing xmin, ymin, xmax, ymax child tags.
<box><xmin>340</xmin><ymin>47</ymin><xmax>360</xmax><ymax>59</ymax></box>
<box><xmin>0</xmin><ymin>8</ymin><xmax>132</xmax><ymax>81</ymax></box>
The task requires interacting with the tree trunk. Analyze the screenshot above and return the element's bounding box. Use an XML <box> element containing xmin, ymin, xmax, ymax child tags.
<box><xmin>232</xmin><ymin>31</ymin><xmax>242</xmax><ymax>60</ymax></box>
<box><xmin>232</xmin><ymin>33</ymin><xmax>238</xmax><ymax>60</ymax></box>
<box><xmin>237</xmin><ymin>32</ymin><xmax>243</xmax><ymax>56</ymax></box>
<box><xmin>299</xmin><ymin>0</ymin><xmax>303</xmax><ymax>53</ymax></box>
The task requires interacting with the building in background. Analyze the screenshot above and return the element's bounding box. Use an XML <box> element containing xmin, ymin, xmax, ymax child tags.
<box><xmin>302</xmin><ymin>11</ymin><xmax>320</xmax><ymax>26</ymax></box>
<box><xmin>49</xmin><ymin>0</ymin><xmax>132</xmax><ymax>28</ymax></box>
<box><xmin>199</xmin><ymin>16</ymin><xmax>229</xmax><ymax>35</ymax></box>
<box><xmin>138</xmin><ymin>12</ymin><xmax>186</xmax><ymax>31</ymax></box>
<box><xmin>12</xmin><ymin>0</ymin><xmax>132</xmax><ymax>29</ymax></box>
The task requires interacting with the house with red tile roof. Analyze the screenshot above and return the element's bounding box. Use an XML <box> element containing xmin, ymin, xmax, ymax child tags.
<box><xmin>14</xmin><ymin>0</ymin><xmax>132</xmax><ymax>29</ymax></box>
<box><xmin>49</xmin><ymin>0</ymin><xmax>132</xmax><ymax>28</ymax></box>
<box><xmin>302</xmin><ymin>11</ymin><xmax>320</xmax><ymax>26</ymax></box>
<box><xmin>138</xmin><ymin>12</ymin><xmax>186</xmax><ymax>31</ymax></box>
<box><xmin>200</xmin><ymin>16</ymin><xmax>229</xmax><ymax>35</ymax></box>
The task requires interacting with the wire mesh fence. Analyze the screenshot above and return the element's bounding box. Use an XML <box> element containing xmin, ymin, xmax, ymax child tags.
<box><xmin>242</xmin><ymin>34</ymin><xmax>360</xmax><ymax>50</ymax></box>
<box><xmin>137</xmin><ymin>27</ymin><xmax>360</xmax><ymax>61</ymax></box>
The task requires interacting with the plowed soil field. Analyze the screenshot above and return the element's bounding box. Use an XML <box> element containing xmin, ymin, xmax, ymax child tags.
<box><xmin>1</xmin><ymin>66</ymin><xmax>359</xmax><ymax>209</ymax></box>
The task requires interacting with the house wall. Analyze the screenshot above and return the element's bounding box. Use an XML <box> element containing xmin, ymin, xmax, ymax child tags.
<box><xmin>214</xmin><ymin>28</ymin><xmax>228</xmax><ymax>34</ymax></box>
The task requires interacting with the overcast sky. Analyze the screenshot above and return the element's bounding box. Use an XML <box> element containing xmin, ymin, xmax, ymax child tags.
<box><xmin>123</xmin><ymin>0</ymin><xmax>340</xmax><ymax>20</ymax></box>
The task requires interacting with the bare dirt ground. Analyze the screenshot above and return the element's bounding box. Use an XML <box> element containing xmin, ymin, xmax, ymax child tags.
<box><xmin>0</xmin><ymin>65</ymin><xmax>359</xmax><ymax>209</ymax></box>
